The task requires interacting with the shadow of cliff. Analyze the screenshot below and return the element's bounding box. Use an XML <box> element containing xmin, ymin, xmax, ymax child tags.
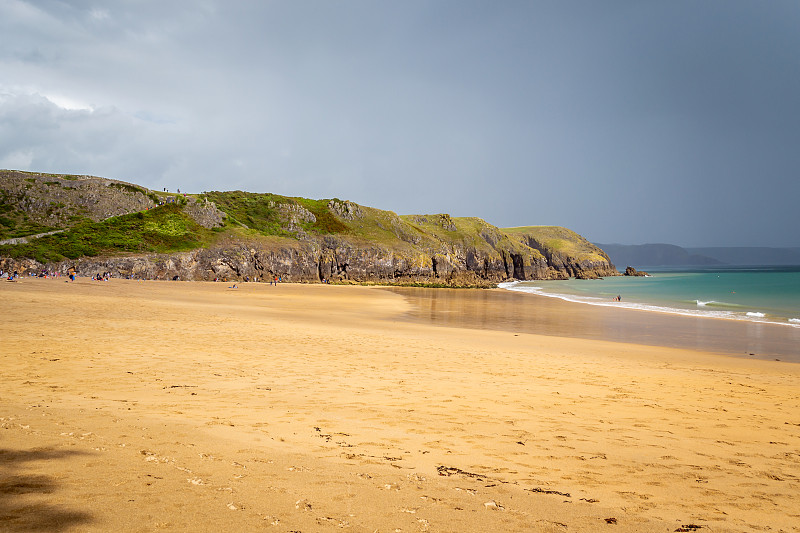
<box><xmin>0</xmin><ymin>447</ymin><xmax>93</xmax><ymax>531</ymax></box>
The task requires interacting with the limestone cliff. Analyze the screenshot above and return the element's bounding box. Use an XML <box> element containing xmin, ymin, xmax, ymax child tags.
<box><xmin>1</xmin><ymin>170</ymin><xmax>618</xmax><ymax>285</ymax></box>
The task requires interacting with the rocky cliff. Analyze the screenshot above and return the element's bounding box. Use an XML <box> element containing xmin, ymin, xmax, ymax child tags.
<box><xmin>1</xmin><ymin>170</ymin><xmax>619</xmax><ymax>285</ymax></box>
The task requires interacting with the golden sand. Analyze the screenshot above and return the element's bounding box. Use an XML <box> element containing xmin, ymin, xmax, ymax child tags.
<box><xmin>1</xmin><ymin>278</ymin><xmax>798</xmax><ymax>532</ymax></box>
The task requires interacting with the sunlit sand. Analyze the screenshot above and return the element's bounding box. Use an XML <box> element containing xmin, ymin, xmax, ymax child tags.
<box><xmin>2</xmin><ymin>278</ymin><xmax>798</xmax><ymax>532</ymax></box>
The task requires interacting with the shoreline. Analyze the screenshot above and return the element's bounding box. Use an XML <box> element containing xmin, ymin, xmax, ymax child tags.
<box><xmin>389</xmin><ymin>285</ymin><xmax>800</xmax><ymax>362</ymax></box>
<box><xmin>499</xmin><ymin>280</ymin><xmax>800</xmax><ymax>329</ymax></box>
<box><xmin>2</xmin><ymin>278</ymin><xmax>800</xmax><ymax>532</ymax></box>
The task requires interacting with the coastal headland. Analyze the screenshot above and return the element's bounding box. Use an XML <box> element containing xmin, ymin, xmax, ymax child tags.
<box><xmin>0</xmin><ymin>169</ymin><xmax>617</xmax><ymax>285</ymax></box>
<box><xmin>2</xmin><ymin>278</ymin><xmax>799</xmax><ymax>532</ymax></box>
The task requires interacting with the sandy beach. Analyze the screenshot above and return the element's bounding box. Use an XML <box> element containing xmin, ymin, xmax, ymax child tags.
<box><xmin>1</xmin><ymin>278</ymin><xmax>799</xmax><ymax>532</ymax></box>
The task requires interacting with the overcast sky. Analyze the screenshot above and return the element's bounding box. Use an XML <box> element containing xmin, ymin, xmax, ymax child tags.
<box><xmin>2</xmin><ymin>1</ymin><xmax>799</xmax><ymax>247</ymax></box>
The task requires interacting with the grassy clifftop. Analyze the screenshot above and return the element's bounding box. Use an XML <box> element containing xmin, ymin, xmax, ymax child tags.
<box><xmin>1</xmin><ymin>170</ymin><xmax>616</xmax><ymax>282</ymax></box>
<box><xmin>0</xmin><ymin>203</ymin><xmax>218</xmax><ymax>263</ymax></box>
<box><xmin>503</xmin><ymin>225</ymin><xmax>611</xmax><ymax>263</ymax></box>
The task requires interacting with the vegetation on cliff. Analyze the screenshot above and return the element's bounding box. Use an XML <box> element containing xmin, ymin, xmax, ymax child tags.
<box><xmin>0</xmin><ymin>203</ymin><xmax>217</xmax><ymax>263</ymax></box>
<box><xmin>504</xmin><ymin>225</ymin><xmax>610</xmax><ymax>263</ymax></box>
<box><xmin>0</xmin><ymin>170</ymin><xmax>617</xmax><ymax>284</ymax></box>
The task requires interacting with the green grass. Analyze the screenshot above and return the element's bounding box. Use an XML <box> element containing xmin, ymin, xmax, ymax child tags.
<box><xmin>0</xmin><ymin>203</ymin><xmax>215</xmax><ymax>262</ymax></box>
<box><xmin>294</xmin><ymin>197</ymin><xmax>350</xmax><ymax>234</ymax></box>
<box><xmin>201</xmin><ymin>191</ymin><xmax>350</xmax><ymax>236</ymax></box>
<box><xmin>109</xmin><ymin>182</ymin><xmax>146</xmax><ymax>195</ymax></box>
<box><xmin>503</xmin><ymin>225</ymin><xmax>606</xmax><ymax>261</ymax></box>
<box><xmin>0</xmin><ymin>196</ymin><xmax>58</xmax><ymax>240</ymax></box>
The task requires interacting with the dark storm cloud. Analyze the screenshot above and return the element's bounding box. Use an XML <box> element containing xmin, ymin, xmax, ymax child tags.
<box><xmin>1</xmin><ymin>0</ymin><xmax>798</xmax><ymax>246</ymax></box>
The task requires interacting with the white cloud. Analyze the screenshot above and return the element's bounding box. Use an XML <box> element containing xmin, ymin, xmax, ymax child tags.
<box><xmin>89</xmin><ymin>8</ymin><xmax>110</xmax><ymax>21</ymax></box>
<box><xmin>43</xmin><ymin>93</ymin><xmax>94</xmax><ymax>111</ymax></box>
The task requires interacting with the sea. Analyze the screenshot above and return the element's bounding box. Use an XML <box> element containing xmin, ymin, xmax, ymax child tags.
<box><xmin>499</xmin><ymin>265</ymin><xmax>800</xmax><ymax>328</ymax></box>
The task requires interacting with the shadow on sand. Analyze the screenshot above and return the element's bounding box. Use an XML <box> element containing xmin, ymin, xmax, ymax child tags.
<box><xmin>0</xmin><ymin>447</ymin><xmax>93</xmax><ymax>531</ymax></box>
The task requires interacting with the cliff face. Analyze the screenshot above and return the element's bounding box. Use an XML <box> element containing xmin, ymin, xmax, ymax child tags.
<box><xmin>1</xmin><ymin>170</ymin><xmax>618</xmax><ymax>285</ymax></box>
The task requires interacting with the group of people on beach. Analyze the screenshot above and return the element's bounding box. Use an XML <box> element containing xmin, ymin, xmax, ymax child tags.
<box><xmin>2</xmin><ymin>269</ymin><xmax>70</xmax><ymax>281</ymax></box>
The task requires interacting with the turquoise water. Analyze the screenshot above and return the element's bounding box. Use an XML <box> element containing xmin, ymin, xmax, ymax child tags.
<box><xmin>500</xmin><ymin>266</ymin><xmax>800</xmax><ymax>327</ymax></box>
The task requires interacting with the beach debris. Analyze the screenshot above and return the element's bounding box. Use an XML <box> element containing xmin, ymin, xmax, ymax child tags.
<box><xmin>605</xmin><ymin>517</ymin><xmax>617</xmax><ymax>524</ymax></box>
<box><xmin>526</xmin><ymin>486</ymin><xmax>571</xmax><ymax>498</ymax></box>
<box><xmin>317</xmin><ymin>516</ymin><xmax>348</xmax><ymax>527</ymax></box>
<box><xmin>436</xmin><ymin>465</ymin><xmax>486</xmax><ymax>480</ymax></box>
<box><xmin>295</xmin><ymin>499</ymin><xmax>312</xmax><ymax>511</ymax></box>
<box><xmin>675</xmin><ymin>526</ymin><xmax>704</xmax><ymax>532</ymax></box>
<box><xmin>187</xmin><ymin>477</ymin><xmax>205</xmax><ymax>485</ymax></box>
<box><xmin>226</xmin><ymin>502</ymin><xmax>239</xmax><ymax>511</ymax></box>
<box><xmin>484</xmin><ymin>500</ymin><xmax>504</xmax><ymax>510</ymax></box>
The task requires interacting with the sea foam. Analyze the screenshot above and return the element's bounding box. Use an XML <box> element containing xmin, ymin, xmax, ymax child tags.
<box><xmin>498</xmin><ymin>281</ymin><xmax>796</xmax><ymax>327</ymax></box>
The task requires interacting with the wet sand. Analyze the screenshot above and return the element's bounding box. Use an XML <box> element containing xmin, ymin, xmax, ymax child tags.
<box><xmin>391</xmin><ymin>287</ymin><xmax>800</xmax><ymax>361</ymax></box>
<box><xmin>1</xmin><ymin>278</ymin><xmax>799</xmax><ymax>532</ymax></box>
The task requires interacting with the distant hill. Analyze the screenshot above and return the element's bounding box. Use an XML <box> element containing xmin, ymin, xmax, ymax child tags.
<box><xmin>593</xmin><ymin>243</ymin><xmax>722</xmax><ymax>268</ymax></box>
<box><xmin>0</xmin><ymin>169</ymin><xmax>618</xmax><ymax>284</ymax></box>
<box><xmin>595</xmin><ymin>242</ymin><xmax>800</xmax><ymax>268</ymax></box>
<box><xmin>686</xmin><ymin>247</ymin><xmax>800</xmax><ymax>266</ymax></box>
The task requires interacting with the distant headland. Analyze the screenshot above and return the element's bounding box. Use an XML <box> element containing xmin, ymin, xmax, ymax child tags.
<box><xmin>0</xmin><ymin>169</ymin><xmax>618</xmax><ymax>285</ymax></box>
<box><xmin>596</xmin><ymin>242</ymin><xmax>800</xmax><ymax>268</ymax></box>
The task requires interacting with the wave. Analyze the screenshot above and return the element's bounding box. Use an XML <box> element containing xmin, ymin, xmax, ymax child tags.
<box><xmin>694</xmin><ymin>299</ymin><xmax>744</xmax><ymax>309</ymax></box>
<box><xmin>498</xmin><ymin>281</ymin><xmax>800</xmax><ymax>327</ymax></box>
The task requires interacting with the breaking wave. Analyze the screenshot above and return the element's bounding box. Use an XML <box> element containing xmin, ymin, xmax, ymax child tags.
<box><xmin>498</xmin><ymin>281</ymin><xmax>798</xmax><ymax>327</ymax></box>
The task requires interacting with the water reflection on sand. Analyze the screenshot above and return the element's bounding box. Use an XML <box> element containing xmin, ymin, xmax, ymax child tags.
<box><xmin>387</xmin><ymin>287</ymin><xmax>800</xmax><ymax>362</ymax></box>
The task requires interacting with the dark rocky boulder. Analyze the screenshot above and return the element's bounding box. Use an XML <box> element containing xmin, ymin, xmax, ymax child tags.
<box><xmin>624</xmin><ymin>266</ymin><xmax>649</xmax><ymax>276</ymax></box>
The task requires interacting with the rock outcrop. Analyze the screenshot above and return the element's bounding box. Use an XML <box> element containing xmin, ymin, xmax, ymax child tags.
<box><xmin>1</xmin><ymin>170</ymin><xmax>620</xmax><ymax>285</ymax></box>
<box><xmin>624</xmin><ymin>266</ymin><xmax>649</xmax><ymax>277</ymax></box>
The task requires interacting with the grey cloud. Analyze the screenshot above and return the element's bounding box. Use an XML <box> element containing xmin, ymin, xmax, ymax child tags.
<box><xmin>1</xmin><ymin>0</ymin><xmax>798</xmax><ymax>246</ymax></box>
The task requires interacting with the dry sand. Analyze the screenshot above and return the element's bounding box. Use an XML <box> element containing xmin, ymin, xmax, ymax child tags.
<box><xmin>1</xmin><ymin>278</ymin><xmax>798</xmax><ymax>532</ymax></box>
